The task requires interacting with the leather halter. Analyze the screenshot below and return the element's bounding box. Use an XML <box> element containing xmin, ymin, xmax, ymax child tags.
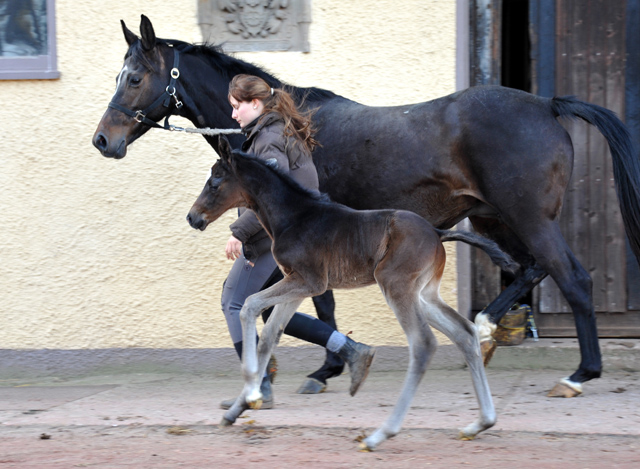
<box><xmin>108</xmin><ymin>46</ymin><xmax>183</xmax><ymax>130</ymax></box>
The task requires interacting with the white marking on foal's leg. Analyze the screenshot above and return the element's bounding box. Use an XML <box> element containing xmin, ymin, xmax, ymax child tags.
<box><xmin>474</xmin><ymin>312</ymin><xmax>497</xmax><ymax>343</ymax></box>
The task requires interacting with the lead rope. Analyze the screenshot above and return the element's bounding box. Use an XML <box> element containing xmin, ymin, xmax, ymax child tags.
<box><xmin>167</xmin><ymin>125</ymin><xmax>242</xmax><ymax>136</ymax></box>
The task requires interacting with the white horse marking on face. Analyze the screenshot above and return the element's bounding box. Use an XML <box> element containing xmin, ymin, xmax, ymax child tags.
<box><xmin>113</xmin><ymin>65</ymin><xmax>128</xmax><ymax>97</ymax></box>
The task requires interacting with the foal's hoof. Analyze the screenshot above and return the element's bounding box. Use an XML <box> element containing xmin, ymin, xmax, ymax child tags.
<box><xmin>296</xmin><ymin>377</ymin><xmax>327</xmax><ymax>394</ymax></box>
<box><xmin>248</xmin><ymin>398</ymin><xmax>263</xmax><ymax>410</ymax></box>
<box><xmin>358</xmin><ymin>442</ymin><xmax>374</xmax><ymax>452</ymax></box>
<box><xmin>457</xmin><ymin>431</ymin><xmax>477</xmax><ymax>441</ymax></box>
<box><xmin>480</xmin><ymin>338</ymin><xmax>497</xmax><ymax>367</ymax></box>
<box><xmin>547</xmin><ymin>378</ymin><xmax>583</xmax><ymax>398</ymax></box>
<box><xmin>220</xmin><ymin>417</ymin><xmax>234</xmax><ymax>427</ymax></box>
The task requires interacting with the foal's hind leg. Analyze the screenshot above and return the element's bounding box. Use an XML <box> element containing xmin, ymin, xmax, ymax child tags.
<box><xmin>421</xmin><ymin>286</ymin><xmax>496</xmax><ymax>440</ymax></box>
<box><xmin>361</xmin><ymin>295</ymin><xmax>438</xmax><ymax>451</ymax></box>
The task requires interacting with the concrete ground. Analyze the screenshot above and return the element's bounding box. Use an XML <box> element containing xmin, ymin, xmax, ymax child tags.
<box><xmin>1</xmin><ymin>339</ymin><xmax>639</xmax><ymax>468</ymax></box>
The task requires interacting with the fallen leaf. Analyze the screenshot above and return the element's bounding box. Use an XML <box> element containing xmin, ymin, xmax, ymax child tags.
<box><xmin>166</xmin><ymin>426</ymin><xmax>193</xmax><ymax>435</ymax></box>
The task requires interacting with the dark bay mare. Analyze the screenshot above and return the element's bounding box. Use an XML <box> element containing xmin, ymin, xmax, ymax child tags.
<box><xmin>186</xmin><ymin>138</ymin><xmax>521</xmax><ymax>450</ymax></box>
<box><xmin>92</xmin><ymin>16</ymin><xmax>640</xmax><ymax>397</ymax></box>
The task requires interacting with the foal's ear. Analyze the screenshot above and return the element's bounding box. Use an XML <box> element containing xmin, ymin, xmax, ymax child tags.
<box><xmin>139</xmin><ymin>15</ymin><xmax>157</xmax><ymax>51</ymax></box>
<box><xmin>121</xmin><ymin>20</ymin><xmax>138</xmax><ymax>46</ymax></box>
<box><xmin>217</xmin><ymin>136</ymin><xmax>233</xmax><ymax>163</ymax></box>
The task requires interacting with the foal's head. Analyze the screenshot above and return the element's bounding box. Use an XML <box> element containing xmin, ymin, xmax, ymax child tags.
<box><xmin>188</xmin><ymin>136</ymin><xmax>327</xmax><ymax>231</ymax></box>
<box><xmin>187</xmin><ymin>138</ymin><xmax>245</xmax><ymax>231</ymax></box>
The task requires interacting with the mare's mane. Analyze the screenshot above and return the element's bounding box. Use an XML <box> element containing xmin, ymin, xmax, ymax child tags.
<box><xmin>132</xmin><ymin>38</ymin><xmax>342</xmax><ymax>105</ymax></box>
<box><xmin>230</xmin><ymin>150</ymin><xmax>333</xmax><ymax>204</ymax></box>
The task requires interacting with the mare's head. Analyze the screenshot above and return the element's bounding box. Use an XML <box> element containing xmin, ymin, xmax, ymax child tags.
<box><xmin>187</xmin><ymin>137</ymin><xmax>245</xmax><ymax>231</ymax></box>
<box><xmin>92</xmin><ymin>15</ymin><xmax>180</xmax><ymax>159</ymax></box>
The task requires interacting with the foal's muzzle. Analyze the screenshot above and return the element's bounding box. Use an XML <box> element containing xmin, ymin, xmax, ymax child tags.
<box><xmin>187</xmin><ymin>211</ymin><xmax>208</xmax><ymax>231</ymax></box>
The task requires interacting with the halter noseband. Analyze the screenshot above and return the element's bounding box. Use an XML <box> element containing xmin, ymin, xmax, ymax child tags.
<box><xmin>108</xmin><ymin>46</ymin><xmax>183</xmax><ymax>130</ymax></box>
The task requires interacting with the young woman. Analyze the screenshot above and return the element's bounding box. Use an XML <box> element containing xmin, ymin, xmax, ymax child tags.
<box><xmin>219</xmin><ymin>74</ymin><xmax>375</xmax><ymax>409</ymax></box>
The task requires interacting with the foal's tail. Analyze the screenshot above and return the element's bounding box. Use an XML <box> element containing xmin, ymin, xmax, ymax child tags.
<box><xmin>436</xmin><ymin>228</ymin><xmax>520</xmax><ymax>274</ymax></box>
<box><xmin>551</xmin><ymin>96</ymin><xmax>640</xmax><ymax>264</ymax></box>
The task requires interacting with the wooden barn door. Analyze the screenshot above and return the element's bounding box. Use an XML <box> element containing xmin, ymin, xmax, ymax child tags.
<box><xmin>468</xmin><ymin>0</ymin><xmax>640</xmax><ymax>336</ymax></box>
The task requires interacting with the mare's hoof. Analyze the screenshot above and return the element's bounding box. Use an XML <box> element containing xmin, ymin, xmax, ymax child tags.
<box><xmin>296</xmin><ymin>377</ymin><xmax>327</xmax><ymax>394</ymax></box>
<box><xmin>480</xmin><ymin>338</ymin><xmax>497</xmax><ymax>367</ymax></box>
<box><xmin>547</xmin><ymin>378</ymin><xmax>583</xmax><ymax>398</ymax></box>
<box><xmin>220</xmin><ymin>417</ymin><xmax>234</xmax><ymax>427</ymax></box>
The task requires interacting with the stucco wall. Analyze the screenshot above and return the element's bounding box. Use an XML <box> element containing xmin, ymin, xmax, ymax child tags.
<box><xmin>0</xmin><ymin>1</ymin><xmax>456</xmax><ymax>352</ymax></box>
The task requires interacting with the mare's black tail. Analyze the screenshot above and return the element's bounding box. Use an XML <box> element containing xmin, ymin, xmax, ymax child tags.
<box><xmin>436</xmin><ymin>228</ymin><xmax>520</xmax><ymax>274</ymax></box>
<box><xmin>550</xmin><ymin>96</ymin><xmax>640</xmax><ymax>265</ymax></box>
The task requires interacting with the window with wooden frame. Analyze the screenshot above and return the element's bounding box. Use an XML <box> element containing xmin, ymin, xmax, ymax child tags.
<box><xmin>0</xmin><ymin>0</ymin><xmax>59</xmax><ymax>80</ymax></box>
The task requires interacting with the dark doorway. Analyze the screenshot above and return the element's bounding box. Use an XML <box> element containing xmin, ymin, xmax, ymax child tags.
<box><xmin>500</xmin><ymin>0</ymin><xmax>533</xmax><ymax>308</ymax></box>
<box><xmin>501</xmin><ymin>0</ymin><xmax>531</xmax><ymax>92</ymax></box>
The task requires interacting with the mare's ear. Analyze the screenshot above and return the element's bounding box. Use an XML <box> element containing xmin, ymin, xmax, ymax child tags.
<box><xmin>139</xmin><ymin>15</ymin><xmax>156</xmax><ymax>51</ymax></box>
<box><xmin>121</xmin><ymin>20</ymin><xmax>138</xmax><ymax>46</ymax></box>
<box><xmin>217</xmin><ymin>136</ymin><xmax>233</xmax><ymax>163</ymax></box>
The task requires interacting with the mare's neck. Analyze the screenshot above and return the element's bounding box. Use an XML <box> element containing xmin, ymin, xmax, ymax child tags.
<box><xmin>172</xmin><ymin>54</ymin><xmax>241</xmax><ymax>152</ymax></box>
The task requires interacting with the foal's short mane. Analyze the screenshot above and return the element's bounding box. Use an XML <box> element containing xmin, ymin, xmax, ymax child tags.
<box><xmin>232</xmin><ymin>150</ymin><xmax>333</xmax><ymax>204</ymax></box>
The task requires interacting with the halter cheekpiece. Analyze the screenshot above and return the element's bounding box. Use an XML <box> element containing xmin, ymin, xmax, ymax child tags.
<box><xmin>108</xmin><ymin>46</ymin><xmax>183</xmax><ymax>130</ymax></box>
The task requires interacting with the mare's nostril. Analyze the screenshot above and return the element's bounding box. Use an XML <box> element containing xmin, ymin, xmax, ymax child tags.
<box><xmin>93</xmin><ymin>133</ymin><xmax>108</xmax><ymax>151</ymax></box>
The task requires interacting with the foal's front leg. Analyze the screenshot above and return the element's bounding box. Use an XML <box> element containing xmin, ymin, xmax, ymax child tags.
<box><xmin>245</xmin><ymin>300</ymin><xmax>303</xmax><ymax>406</ymax></box>
<box><xmin>221</xmin><ymin>275</ymin><xmax>316</xmax><ymax>425</ymax></box>
<box><xmin>222</xmin><ymin>304</ymin><xmax>304</xmax><ymax>424</ymax></box>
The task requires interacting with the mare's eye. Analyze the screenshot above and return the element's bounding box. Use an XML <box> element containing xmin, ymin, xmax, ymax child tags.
<box><xmin>130</xmin><ymin>76</ymin><xmax>142</xmax><ymax>86</ymax></box>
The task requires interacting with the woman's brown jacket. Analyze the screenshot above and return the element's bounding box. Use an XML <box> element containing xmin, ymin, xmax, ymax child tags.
<box><xmin>229</xmin><ymin>112</ymin><xmax>320</xmax><ymax>260</ymax></box>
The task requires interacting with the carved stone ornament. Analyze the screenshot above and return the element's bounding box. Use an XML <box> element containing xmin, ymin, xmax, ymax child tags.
<box><xmin>198</xmin><ymin>0</ymin><xmax>312</xmax><ymax>52</ymax></box>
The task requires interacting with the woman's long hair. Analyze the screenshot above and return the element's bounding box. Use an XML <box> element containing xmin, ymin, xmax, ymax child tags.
<box><xmin>229</xmin><ymin>74</ymin><xmax>319</xmax><ymax>153</ymax></box>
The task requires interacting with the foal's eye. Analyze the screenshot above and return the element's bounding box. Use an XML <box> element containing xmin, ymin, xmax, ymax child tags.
<box><xmin>129</xmin><ymin>76</ymin><xmax>142</xmax><ymax>86</ymax></box>
<box><xmin>209</xmin><ymin>179</ymin><xmax>221</xmax><ymax>192</ymax></box>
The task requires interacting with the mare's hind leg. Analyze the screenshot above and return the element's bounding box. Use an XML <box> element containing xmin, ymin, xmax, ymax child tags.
<box><xmin>420</xmin><ymin>285</ymin><xmax>496</xmax><ymax>439</ymax></box>
<box><xmin>361</xmin><ymin>294</ymin><xmax>438</xmax><ymax>451</ymax></box>
<box><xmin>468</xmin><ymin>216</ymin><xmax>548</xmax><ymax>364</ymax></box>
<box><xmin>514</xmin><ymin>221</ymin><xmax>601</xmax><ymax>396</ymax></box>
